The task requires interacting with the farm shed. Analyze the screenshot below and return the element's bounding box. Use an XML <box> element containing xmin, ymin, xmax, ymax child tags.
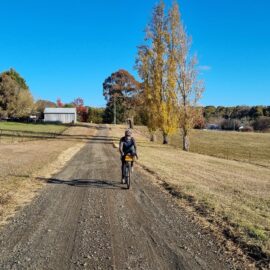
<box><xmin>44</xmin><ymin>108</ymin><xmax>77</xmax><ymax>124</ymax></box>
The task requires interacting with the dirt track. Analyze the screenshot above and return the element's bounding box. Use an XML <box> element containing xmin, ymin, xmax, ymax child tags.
<box><xmin>0</xmin><ymin>126</ymin><xmax>238</xmax><ymax>269</ymax></box>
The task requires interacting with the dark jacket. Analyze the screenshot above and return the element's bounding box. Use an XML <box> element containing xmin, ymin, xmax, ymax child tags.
<box><xmin>119</xmin><ymin>136</ymin><xmax>137</xmax><ymax>156</ymax></box>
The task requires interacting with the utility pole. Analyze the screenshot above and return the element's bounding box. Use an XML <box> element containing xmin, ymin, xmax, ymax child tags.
<box><xmin>113</xmin><ymin>95</ymin><xmax>116</xmax><ymax>125</ymax></box>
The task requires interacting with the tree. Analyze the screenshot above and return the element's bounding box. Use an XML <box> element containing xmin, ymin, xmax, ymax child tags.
<box><xmin>203</xmin><ymin>106</ymin><xmax>216</xmax><ymax>119</ymax></box>
<box><xmin>72</xmin><ymin>97</ymin><xmax>88</xmax><ymax>122</ymax></box>
<box><xmin>220</xmin><ymin>119</ymin><xmax>241</xmax><ymax>130</ymax></box>
<box><xmin>103</xmin><ymin>69</ymin><xmax>140</xmax><ymax>125</ymax></box>
<box><xmin>249</xmin><ymin>106</ymin><xmax>264</xmax><ymax>119</ymax></box>
<box><xmin>136</xmin><ymin>1</ymin><xmax>178</xmax><ymax>143</ymax></box>
<box><xmin>263</xmin><ymin>106</ymin><xmax>270</xmax><ymax>117</ymax></box>
<box><xmin>88</xmin><ymin>107</ymin><xmax>104</xmax><ymax>124</ymax></box>
<box><xmin>35</xmin><ymin>99</ymin><xmax>56</xmax><ymax>118</ymax></box>
<box><xmin>0</xmin><ymin>69</ymin><xmax>34</xmax><ymax>118</ymax></box>
<box><xmin>252</xmin><ymin>117</ymin><xmax>270</xmax><ymax>131</ymax></box>
<box><xmin>169</xmin><ymin>2</ymin><xmax>204</xmax><ymax>151</ymax></box>
<box><xmin>136</xmin><ymin>46</ymin><xmax>159</xmax><ymax>140</ymax></box>
<box><xmin>6</xmin><ymin>68</ymin><xmax>29</xmax><ymax>90</ymax></box>
<box><xmin>193</xmin><ymin>107</ymin><xmax>206</xmax><ymax>129</ymax></box>
<box><xmin>15</xmin><ymin>90</ymin><xmax>34</xmax><ymax>118</ymax></box>
<box><xmin>56</xmin><ymin>98</ymin><xmax>64</xmax><ymax>108</ymax></box>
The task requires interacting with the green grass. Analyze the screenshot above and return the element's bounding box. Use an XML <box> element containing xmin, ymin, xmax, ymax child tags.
<box><xmin>0</xmin><ymin>122</ymin><xmax>68</xmax><ymax>134</ymax></box>
<box><xmin>135</xmin><ymin>126</ymin><xmax>270</xmax><ymax>168</ymax></box>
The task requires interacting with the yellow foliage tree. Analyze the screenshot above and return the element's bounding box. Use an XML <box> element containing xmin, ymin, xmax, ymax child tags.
<box><xmin>137</xmin><ymin>1</ymin><xmax>204</xmax><ymax>148</ymax></box>
<box><xmin>136</xmin><ymin>1</ymin><xmax>178</xmax><ymax>143</ymax></box>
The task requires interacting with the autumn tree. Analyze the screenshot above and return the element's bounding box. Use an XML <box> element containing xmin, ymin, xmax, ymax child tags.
<box><xmin>0</xmin><ymin>69</ymin><xmax>34</xmax><ymax>118</ymax></box>
<box><xmin>136</xmin><ymin>1</ymin><xmax>178</xmax><ymax>143</ymax></box>
<box><xmin>72</xmin><ymin>97</ymin><xmax>88</xmax><ymax>122</ymax></box>
<box><xmin>103</xmin><ymin>69</ymin><xmax>140</xmax><ymax>125</ymax></box>
<box><xmin>56</xmin><ymin>98</ymin><xmax>64</xmax><ymax>108</ymax></box>
<box><xmin>136</xmin><ymin>46</ymin><xmax>159</xmax><ymax>140</ymax></box>
<box><xmin>35</xmin><ymin>99</ymin><xmax>56</xmax><ymax>118</ymax></box>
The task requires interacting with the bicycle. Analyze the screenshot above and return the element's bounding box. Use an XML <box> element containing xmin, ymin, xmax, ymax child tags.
<box><xmin>123</xmin><ymin>154</ymin><xmax>134</xmax><ymax>189</ymax></box>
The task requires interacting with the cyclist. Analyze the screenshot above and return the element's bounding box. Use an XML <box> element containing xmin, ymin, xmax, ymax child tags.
<box><xmin>119</xmin><ymin>129</ymin><xmax>138</xmax><ymax>183</ymax></box>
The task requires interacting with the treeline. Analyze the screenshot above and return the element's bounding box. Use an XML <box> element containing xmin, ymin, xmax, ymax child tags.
<box><xmin>203</xmin><ymin>106</ymin><xmax>270</xmax><ymax>131</ymax></box>
<box><xmin>204</xmin><ymin>105</ymin><xmax>270</xmax><ymax>120</ymax></box>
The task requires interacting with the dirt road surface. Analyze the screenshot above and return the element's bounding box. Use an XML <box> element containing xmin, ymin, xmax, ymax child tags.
<box><xmin>0</xmin><ymin>126</ymin><xmax>239</xmax><ymax>270</ymax></box>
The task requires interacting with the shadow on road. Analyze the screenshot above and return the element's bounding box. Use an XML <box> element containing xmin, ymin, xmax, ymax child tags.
<box><xmin>38</xmin><ymin>177</ymin><xmax>126</xmax><ymax>190</ymax></box>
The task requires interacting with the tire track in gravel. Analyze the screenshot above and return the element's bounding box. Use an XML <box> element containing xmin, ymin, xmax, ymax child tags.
<box><xmin>0</xmin><ymin>125</ymin><xmax>240</xmax><ymax>270</ymax></box>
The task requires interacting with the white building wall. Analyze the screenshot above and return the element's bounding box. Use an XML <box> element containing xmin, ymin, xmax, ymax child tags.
<box><xmin>44</xmin><ymin>113</ymin><xmax>76</xmax><ymax>124</ymax></box>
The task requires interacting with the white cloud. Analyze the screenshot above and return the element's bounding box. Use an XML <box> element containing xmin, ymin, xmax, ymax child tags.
<box><xmin>198</xmin><ymin>65</ymin><xmax>212</xmax><ymax>71</ymax></box>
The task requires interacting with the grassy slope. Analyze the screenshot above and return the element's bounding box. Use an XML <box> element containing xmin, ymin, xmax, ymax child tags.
<box><xmin>135</xmin><ymin>126</ymin><xmax>270</xmax><ymax>168</ymax></box>
<box><xmin>110</xmin><ymin>125</ymin><xmax>270</xmax><ymax>259</ymax></box>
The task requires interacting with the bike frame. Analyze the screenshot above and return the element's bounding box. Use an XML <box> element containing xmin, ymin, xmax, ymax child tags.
<box><xmin>124</xmin><ymin>154</ymin><xmax>133</xmax><ymax>189</ymax></box>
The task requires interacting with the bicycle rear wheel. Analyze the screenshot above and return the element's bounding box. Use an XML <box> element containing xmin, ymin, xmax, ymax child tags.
<box><xmin>125</xmin><ymin>162</ymin><xmax>131</xmax><ymax>189</ymax></box>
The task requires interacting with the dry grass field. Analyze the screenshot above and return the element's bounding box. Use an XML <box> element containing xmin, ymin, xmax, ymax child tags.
<box><xmin>135</xmin><ymin>126</ymin><xmax>270</xmax><ymax>168</ymax></box>
<box><xmin>0</xmin><ymin>124</ymin><xmax>96</xmax><ymax>226</ymax></box>
<box><xmin>0</xmin><ymin>122</ymin><xmax>69</xmax><ymax>144</ymax></box>
<box><xmin>0</xmin><ymin>122</ymin><xmax>68</xmax><ymax>133</ymax></box>
<box><xmin>110</xmin><ymin>125</ymin><xmax>270</xmax><ymax>261</ymax></box>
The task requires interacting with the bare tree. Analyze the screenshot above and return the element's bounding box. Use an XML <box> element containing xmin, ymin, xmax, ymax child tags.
<box><xmin>168</xmin><ymin>2</ymin><xmax>204</xmax><ymax>151</ymax></box>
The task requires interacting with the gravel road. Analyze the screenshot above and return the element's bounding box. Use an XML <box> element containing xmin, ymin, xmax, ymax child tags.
<box><xmin>0</xmin><ymin>126</ymin><xmax>238</xmax><ymax>270</ymax></box>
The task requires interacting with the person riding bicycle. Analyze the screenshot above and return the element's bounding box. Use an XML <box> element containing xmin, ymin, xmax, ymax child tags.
<box><xmin>119</xmin><ymin>129</ymin><xmax>138</xmax><ymax>183</ymax></box>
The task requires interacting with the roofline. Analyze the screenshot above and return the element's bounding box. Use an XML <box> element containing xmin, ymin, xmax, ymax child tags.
<box><xmin>44</xmin><ymin>112</ymin><xmax>76</xmax><ymax>114</ymax></box>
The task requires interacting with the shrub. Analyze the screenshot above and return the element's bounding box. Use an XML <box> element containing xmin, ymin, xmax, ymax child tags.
<box><xmin>252</xmin><ymin>117</ymin><xmax>270</xmax><ymax>131</ymax></box>
<box><xmin>220</xmin><ymin>119</ymin><xmax>241</xmax><ymax>130</ymax></box>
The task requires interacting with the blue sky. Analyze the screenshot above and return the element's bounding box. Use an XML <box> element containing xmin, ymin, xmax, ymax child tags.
<box><xmin>0</xmin><ymin>0</ymin><xmax>269</xmax><ymax>107</ymax></box>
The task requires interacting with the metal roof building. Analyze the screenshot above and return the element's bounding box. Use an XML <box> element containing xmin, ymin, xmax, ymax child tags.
<box><xmin>44</xmin><ymin>108</ymin><xmax>77</xmax><ymax>124</ymax></box>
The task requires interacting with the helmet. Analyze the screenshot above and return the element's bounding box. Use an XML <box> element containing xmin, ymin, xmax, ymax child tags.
<box><xmin>125</xmin><ymin>129</ymin><xmax>132</xmax><ymax>136</ymax></box>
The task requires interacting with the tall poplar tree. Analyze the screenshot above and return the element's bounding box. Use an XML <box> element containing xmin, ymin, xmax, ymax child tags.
<box><xmin>136</xmin><ymin>1</ymin><xmax>178</xmax><ymax>144</ymax></box>
<box><xmin>168</xmin><ymin>2</ymin><xmax>204</xmax><ymax>151</ymax></box>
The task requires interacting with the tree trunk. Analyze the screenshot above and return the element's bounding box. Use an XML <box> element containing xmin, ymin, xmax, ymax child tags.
<box><xmin>182</xmin><ymin>129</ymin><xmax>190</xmax><ymax>151</ymax></box>
<box><xmin>130</xmin><ymin>118</ymin><xmax>134</xmax><ymax>129</ymax></box>
<box><xmin>113</xmin><ymin>96</ymin><xmax>116</xmax><ymax>125</ymax></box>
<box><xmin>150</xmin><ymin>133</ymin><xmax>156</xmax><ymax>142</ymax></box>
<box><xmin>163</xmin><ymin>133</ymin><xmax>169</xmax><ymax>144</ymax></box>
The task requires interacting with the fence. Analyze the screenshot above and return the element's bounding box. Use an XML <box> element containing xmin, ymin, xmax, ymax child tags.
<box><xmin>0</xmin><ymin>129</ymin><xmax>59</xmax><ymax>144</ymax></box>
<box><xmin>133</xmin><ymin>127</ymin><xmax>270</xmax><ymax>168</ymax></box>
